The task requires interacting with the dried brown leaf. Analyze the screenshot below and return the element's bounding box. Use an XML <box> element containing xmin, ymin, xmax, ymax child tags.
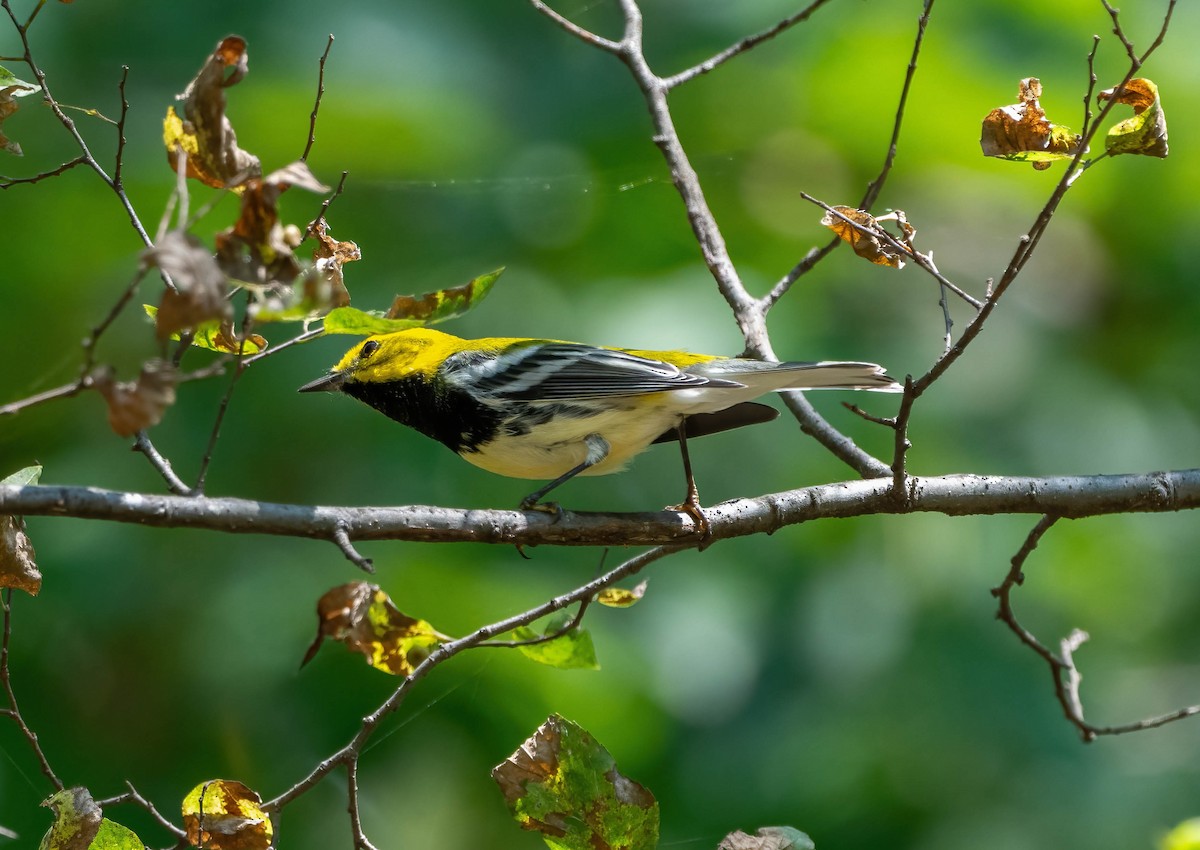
<box><xmin>145</xmin><ymin>231</ymin><xmax>231</xmax><ymax>340</ymax></box>
<box><xmin>93</xmin><ymin>361</ymin><xmax>178</xmax><ymax>438</ymax></box>
<box><xmin>820</xmin><ymin>205</ymin><xmax>911</xmax><ymax>268</ymax></box>
<box><xmin>309</xmin><ymin>218</ymin><xmax>358</xmax><ymax>310</ymax></box>
<box><xmin>164</xmin><ymin>35</ymin><xmax>261</xmax><ymax>190</ymax></box>
<box><xmin>0</xmin><ymin>515</ymin><xmax>40</xmax><ymax>596</ymax></box>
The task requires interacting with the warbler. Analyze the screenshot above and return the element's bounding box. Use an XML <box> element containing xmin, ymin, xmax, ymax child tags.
<box><xmin>298</xmin><ymin>327</ymin><xmax>900</xmax><ymax>517</ymax></box>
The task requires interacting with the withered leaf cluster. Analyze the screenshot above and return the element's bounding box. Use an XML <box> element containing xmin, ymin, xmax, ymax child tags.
<box><xmin>160</xmin><ymin>36</ymin><xmax>351</xmax><ymax>309</ymax></box>
<box><xmin>980</xmin><ymin>76</ymin><xmax>1169</xmax><ymax>169</ymax></box>
<box><xmin>980</xmin><ymin>77</ymin><xmax>1084</xmax><ymax>171</ymax></box>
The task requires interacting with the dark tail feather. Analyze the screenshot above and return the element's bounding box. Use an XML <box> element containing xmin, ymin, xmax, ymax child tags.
<box><xmin>652</xmin><ymin>402</ymin><xmax>780</xmax><ymax>444</ymax></box>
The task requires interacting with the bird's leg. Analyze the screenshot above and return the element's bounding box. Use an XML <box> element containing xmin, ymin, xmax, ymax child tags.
<box><xmin>520</xmin><ymin>434</ymin><xmax>610</xmax><ymax>515</ymax></box>
<box><xmin>670</xmin><ymin>420</ymin><xmax>710</xmax><ymax>538</ymax></box>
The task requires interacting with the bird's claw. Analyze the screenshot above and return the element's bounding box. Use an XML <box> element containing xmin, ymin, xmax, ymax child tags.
<box><xmin>670</xmin><ymin>498</ymin><xmax>712</xmax><ymax>546</ymax></box>
<box><xmin>520</xmin><ymin>498</ymin><xmax>565</xmax><ymax>522</ymax></box>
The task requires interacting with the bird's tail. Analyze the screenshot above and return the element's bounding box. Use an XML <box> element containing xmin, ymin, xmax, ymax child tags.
<box><xmin>698</xmin><ymin>359</ymin><xmax>902</xmax><ymax>392</ymax></box>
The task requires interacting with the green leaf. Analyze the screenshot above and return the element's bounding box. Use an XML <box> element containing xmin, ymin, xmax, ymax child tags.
<box><xmin>88</xmin><ymin>819</ymin><xmax>144</xmax><ymax>850</ymax></box>
<box><xmin>142</xmin><ymin>305</ymin><xmax>265</xmax><ymax>355</ymax></box>
<box><xmin>2</xmin><ymin>465</ymin><xmax>42</xmax><ymax>486</ymax></box>
<box><xmin>493</xmin><ymin>715</ymin><xmax>659</xmax><ymax>850</ymax></box>
<box><xmin>513</xmin><ymin>612</ymin><xmax>600</xmax><ymax>670</ymax></box>
<box><xmin>320</xmin><ymin>306</ymin><xmax>427</xmax><ymax>335</ymax></box>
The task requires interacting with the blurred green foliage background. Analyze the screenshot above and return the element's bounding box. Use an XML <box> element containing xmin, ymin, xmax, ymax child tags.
<box><xmin>3</xmin><ymin>0</ymin><xmax>1200</xmax><ymax>848</ymax></box>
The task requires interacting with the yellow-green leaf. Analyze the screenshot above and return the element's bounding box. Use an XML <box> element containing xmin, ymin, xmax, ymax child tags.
<box><xmin>87</xmin><ymin>819</ymin><xmax>144</xmax><ymax>850</ymax></box>
<box><xmin>513</xmin><ymin>611</ymin><xmax>599</xmax><ymax>671</ymax></box>
<box><xmin>38</xmin><ymin>787</ymin><xmax>102</xmax><ymax>850</ymax></box>
<box><xmin>596</xmin><ymin>580</ymin><xmax>648</xmax><ymax>608</ymax></box>
<box><xmin>385</xmin><ymin>267</ymin><xmax>503</xmax><ymax>324</ymax></box>
<box><xmin>302</xmin><ymin>582</ymin><xmax>450</xmax><ymax>676</ymax></box>
<box><xmin>182</xmin><ymin>780</ymin><xmax>272</xmax><ymax>850</ymax></box>
<box><xmin>1100</xmin><ymin>77</ymin><xmax>1168</xmax><ymax>158</ymax></box>
<box><xmin>143</xmin><ymin>305</ymin><xmax>265</xmax><ymax>355</ymax></box>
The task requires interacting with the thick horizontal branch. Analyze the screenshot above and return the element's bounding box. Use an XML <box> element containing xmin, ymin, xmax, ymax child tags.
<box><xmin>1</xmin><ymin>469</ymin><xmax>1197</xmax><ymax>548</ymax></box>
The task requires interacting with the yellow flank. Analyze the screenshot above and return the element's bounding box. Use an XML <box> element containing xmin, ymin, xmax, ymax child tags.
<box><xmin>335</xmin><ymin>327</ymin><xmax>721</xmax><ymax>383</ymax></box>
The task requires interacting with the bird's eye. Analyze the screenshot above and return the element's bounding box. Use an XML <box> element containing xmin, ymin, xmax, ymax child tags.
<box><xmin>359</xmin><ymin>340</ymin><xmax>381</xmax><ymax>359</ymax></box>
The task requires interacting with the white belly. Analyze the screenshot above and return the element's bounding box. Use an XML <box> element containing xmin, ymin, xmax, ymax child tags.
<box><xmin>460</xmin><ymin>404</ymin><xmax>680</xmax><ymax>480</ymax></box>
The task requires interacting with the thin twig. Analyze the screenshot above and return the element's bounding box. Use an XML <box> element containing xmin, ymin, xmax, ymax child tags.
<box><xmin>1101</xmin><ymin>0</ymin><xmax>1139</xmax><ymax>63</ymax></box>
<box><xmin>1080</xmin><ymin>35</ymin><xmax>1101</xmax><ymax>136</ymax></box>
<box><xmin>842</xmin><ymin>402</ymin><xmax>896</xmax><ymax>428</ymax></box>
<box><xmin>112</xmin><ymin>65</ymin><xmax>130</xmax><ymax>191</ymax></box>
<box><xmin>0</xmin><ymin>377</ymin><xmax>92</xmax><ymax>417</ymax></box>
<box><xmin>98</xmin><ymin>782</ymin><xmax>187</xmax><ymax>840</ymax></box>
<box><xmin>308</xmin><ymin>171</ymin><xmax>350</xmax><ymax>236</ymax></box>
<box><xmin>0</xmin><ymin>155</ymin><xmax>87</xmax><ymax>188</ymax></box>
<box><xmin>526</xmin><ymin>0</ymin><xmax>621</xmax><ymax>52</ymax></box>
<box><xmin>1</xmin><ymin>589</ymin><xmax>64</xmax><ymax>791</ymax></box>
<box><xmin>132</xmin><ymin>432</ymin><xmax>191</xmax><ymax>496</ymax></box>
<box><xmin>346</xmin><ymin>758</ymin><xmax>379</xmax><ymax>850</ymax></box>
<box><xmin>333</xmin><ymin>524</ymin><xmax>375</xmax><ymax>573</ymax></box>
<box><xmin>859</xmin><ymin>0</ymin><xmax>934</xmax><ymax>211</ymax></box>
<box><xmin>190</xmin><ymin>327</ymin><xmax>252</xmax><ymax>495</ymax></box>
<box><xmin>992</xmin><ymin>514</ymin><xmax>1200</xmax><ymax>740</ymax></box>
<box><xmin>80</xmin><ymin>266</ymin><xmax>152</xmax><ymax>377</ymax></box>
<box><xmin>302</xmin><ymin>35</ymin><xmax>335</xmax><ymax>162</ymax></box>
<box><xmin>662</xmin><ymin>0</ymin><xmax>836</xmax><ymax>89</ymax></box>
<box><xmin>1</xmin><ymin>0</ymin><xmax>158</xmax><ymax>250</ymax></box>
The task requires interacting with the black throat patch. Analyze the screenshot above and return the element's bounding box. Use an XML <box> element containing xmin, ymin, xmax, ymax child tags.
<box><xmin>341</xmin><ymin>375</ymin><xmax>501</xmax><ymax>454</ymax></box>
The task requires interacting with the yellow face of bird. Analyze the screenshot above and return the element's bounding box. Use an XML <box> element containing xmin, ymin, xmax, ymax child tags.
<box><xmin>330</xmin><ymin>328</ymin><xmax>474</xmax><ymax>384</ymax></box>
